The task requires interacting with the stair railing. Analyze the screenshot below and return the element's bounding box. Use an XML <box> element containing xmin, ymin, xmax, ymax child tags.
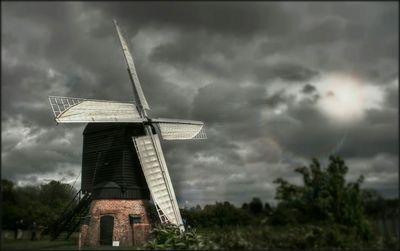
<box><xmin>48</xmin><ymin>190</ymin><xmax>92</xmax><ymax>240</ymax></box>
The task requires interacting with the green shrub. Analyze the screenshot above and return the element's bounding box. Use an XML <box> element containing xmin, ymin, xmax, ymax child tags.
<box><xmin>144</xmin><ymin>224</ymin><xmax>218</xmax><ymax>250</ymax></box>
<box><xmin>272</xmin><ymin>156</ymin><xmax>373</xmax><ymax>238</ymax></box>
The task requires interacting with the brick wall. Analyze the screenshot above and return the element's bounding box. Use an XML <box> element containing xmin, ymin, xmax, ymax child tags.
<box><xmin>81</xmin><ymin>199</ymin><xmax>151</xmax><ymax>247</ymax></box>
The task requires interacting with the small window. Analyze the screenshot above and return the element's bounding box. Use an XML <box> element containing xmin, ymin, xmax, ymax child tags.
<box><xmin>129</xmin><ymin>214</ymin><xmax>141</xmax><ymax>224</ymax></box>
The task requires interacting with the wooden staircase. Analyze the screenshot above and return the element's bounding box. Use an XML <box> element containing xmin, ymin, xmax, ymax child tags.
<box><xmin>44</xmin><ymin>190</ymin><xmax>92</xmax><ymax>240</ymax></box>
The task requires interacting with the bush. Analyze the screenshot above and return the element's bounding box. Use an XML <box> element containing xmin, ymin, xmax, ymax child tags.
<box><xmin>145</xmin><ymin>224</ymin><xmax>218</xmax><ymax>250</ymax></box>
<box><xmin>196</xmin><ymin>224</ymin><xmax>395</xmax><ymax>250</ymax></box>
<box><xmin>271</xmin><ymin>156</ymin><xmax>373</xmax><ymax>238</ymax></box>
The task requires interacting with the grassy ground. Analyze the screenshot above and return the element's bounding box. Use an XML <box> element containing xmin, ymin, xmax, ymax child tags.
<box><xmin>1</xmin><ymin>239</ymin><xmax>78</xmax><ymax>250</ymax></box>
<box><xmin>3</xmin><ymin>225</ymin><xmax>398</xmax><ymax>250</ymax></box>
<box><xmin>1</xmin><ymin>238</ymin><xmax>147</xmax><ymax>250</ymax></box>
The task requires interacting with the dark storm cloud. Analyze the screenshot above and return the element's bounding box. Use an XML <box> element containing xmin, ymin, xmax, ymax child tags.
<box><xmin>2</xmin><ymin>2</ymin><xmax>398</xmax><ymax>204</ymax></box>
<box><xmin>2</xmin><ymin>120</ymin><xmax>84</xmax><ymax>181</ymax></box>
<box><xmin>264</xmin><ymin>91</ymin><xmax>287</xmax><ymax>108</ymax></box>
<box><xmin>267</xmin><ymin>97</ymin><xmax>398</xmax><ymax>160</ymax></box>
<box><xmin>85</xmin><ymin>2</ymin><xmax>298</xmax><ymax>38</ymax></box>
<box><xmin>302</xmin><ymin>84</ymin><xmax>316</xmax><ymax>94</ymax></box>
<box><xmin>148</xmin><ymin>31</ymin><xmax>238</xmax><ymax>76</ymax></box>
<box><xmin>337</xmin><ymin>109</ymin><xmax>399</xmax><ymax>157</ymax></box>
<box><xmin>86</xmin><ymin>2</ymin><xmax>303</xmax><ymax>84</ymax></box>
<box><xmin>259</xmin><ymin>2</ymin><xmax>398</xmax><ymax>84</ymax></box>
<box><xmin>347</xmin><ymin>153</ymin><xmax>399</xmax><ymax>198</ymax></box>
<box><xmin>135</xmin><ymin>67</ymin><xmax>193</xmax><ymax>119</ymax></box>
<box><xmin>384</xmin><ymin>82</ymin><xmax>399</xmax><ymax>109</ymax></box>
<box><xmin>254</xmin><ymin>63</ymin><xmax>319</xmax><ymax>83</ymax></box>
<box><xmin>2</xmin><ymin>61</ymin><xmax>60</xmax><ymax>127</ymax></box>
<box><xmin>192</xmin><ymin>82</ymin><xmax>266</xmax><ymax>126</ymax></box>
<box><xmin>268</xmin><ymin>104</ymin><xmax>344</xmax><ymax>158</ymax></box>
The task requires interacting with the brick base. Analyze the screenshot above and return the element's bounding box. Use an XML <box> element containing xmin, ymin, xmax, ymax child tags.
<box><xmin>132</xmin><ymin>223</ymin><xmax>151</xmax><ymax>246</ymax></box>
<box><xmin>80</xmin><ymin>199</ymin><xmax>152</xmax><ymax>247</ymax></box>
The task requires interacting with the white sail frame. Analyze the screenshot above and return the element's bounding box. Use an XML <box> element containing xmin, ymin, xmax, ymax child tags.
<box><xmin>133</xmin><ymin>134</ymin><xmax>185</xmax><ymax>232</ymax></box>
<box><xmin>152</xmin><ymin>118</ymin><xmax>207</xmax><ymax>140</ymax></box>
<box><xmin>114</xmin><ymin>20</ymin><xmax>150</xmax><ymax>112</ymax></box>
<box><xmin>48</xmin><ymin>96</ymin><xmax>144</xmax><ymax>123</ymax></box>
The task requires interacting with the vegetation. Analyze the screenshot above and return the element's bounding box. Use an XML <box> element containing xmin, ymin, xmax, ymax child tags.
<box><xmin>1</xmin><ymin>239</ymin><xmax>78</xmax><ymax>250</ymax></box>
<box><xmin>144</xmin><ymin>224</ymin><xmax>214</xmax><ymax>250</ymax></box>
<box><xmin>145</xmin><ymin>222</ymin><xmax>398</xmax><ymax>250</ymax></box>
<box><xmin>2</xmin><ymin>156</ymin><xmax>399</xmax><ymax>250</ymax></box>
<box><xmin>271</xmin><ymin>156</ymin><xmax>372</xmax><ymax>238</ymax></box>
<box><xmin>1</xmin><ymin>180</ymin><xmax>76</xmax><ymax>229</ymax></box>
<box><xmin>149</xmin><ymin>156</ymin><xmax>399</xmax><ymax>250</ymax></box>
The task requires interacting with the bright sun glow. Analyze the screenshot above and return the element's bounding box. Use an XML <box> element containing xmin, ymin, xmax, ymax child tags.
<box><xmin>315</xmin><ymin>73</ymin><xmax>384</xmax><ymax>125</ymax></box>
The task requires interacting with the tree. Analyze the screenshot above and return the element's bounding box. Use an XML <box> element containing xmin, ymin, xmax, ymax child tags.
<box><xmin>264</xmin><ymin>202</ymin><xmax>272</xmax><ymax>215</ymax></box>
<box><xmin>182</xmin><ymin>201</ymin><xmax>253</xmax><ymax>228</ymax></box>
<box><xmin>2</xmin><ymin>179</ymin><xmax>16</xmax><ymax>204</ymax></box>
<box><xmin>2</xmin><ymin>179</ymin><xmax>19</xmax><ymax>229</ymax></box>
<box><xmin>271</xmin><ymin>156</ymin><xmax>372</xmax><ymax>238</ymax></box>
<box><xmin>194</xmin><ymin>205</ymin><xmax>202</xmax><ymax>211</ymax></box>
<box><xmin>248</xmin><ymin>197</ymin><xmax>263</xmax><ymax>215</ymax></box>
<box><xmin>1</xmin><ymin>179</ymin><xmax>77</xmax><ymax>229</ymax></box>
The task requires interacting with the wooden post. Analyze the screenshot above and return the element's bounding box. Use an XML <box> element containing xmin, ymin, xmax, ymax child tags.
<box><xmin>78</xmin><ymin>232</ymin><xmax>81</xmax><ymax>250</ymax></box>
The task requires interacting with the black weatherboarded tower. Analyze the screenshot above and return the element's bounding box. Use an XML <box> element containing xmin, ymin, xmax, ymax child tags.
<box><xmin>47</xmin><ymin>20</ymin><xmax>206</xmax><ymax>247</ymax></box>
<box><xmin>82</xmin><ymin>123</ymin><xmax>150</xmax><ymax>200</ymax></box>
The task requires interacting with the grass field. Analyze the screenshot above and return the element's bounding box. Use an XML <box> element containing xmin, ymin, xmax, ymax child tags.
<box><xmin>1</xmin><ymin>237</ymin><xmax>147</xmax><ymax>250</ymax></box>
<box><xmin>1</xmin><ymin>239</ymin><xmax>78</xmax><ymax>250</ymax></box>
<box><xmin>2</xmin><ymin>224</ymin><xmax>398</xmax><ymax>250</ymax></box>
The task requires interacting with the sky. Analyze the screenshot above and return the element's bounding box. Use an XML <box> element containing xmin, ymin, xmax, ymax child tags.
<box><xmin>2</xmin><ymin>1</ymin><xmax>398</xmax><ymax>207</ymax></box>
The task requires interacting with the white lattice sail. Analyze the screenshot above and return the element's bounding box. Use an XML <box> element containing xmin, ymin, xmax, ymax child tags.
<box><xmin>48</xmin><ymin>96</ymin><xmax>143</xmax><ymax>123</ymax></box>
<box><xmin>133</xmin><ymin>134</ymin><xmax>184</xmax><ymax>231</ymax></box>
<box><xmin>152</xmin><ymin>118</ymin><xmax>207</xmax><ymax>140</ymax></box>
<box><xmin>114</xmin><ymin>20</ymin><xmax>150</xmax><ymax>110</ymax></box>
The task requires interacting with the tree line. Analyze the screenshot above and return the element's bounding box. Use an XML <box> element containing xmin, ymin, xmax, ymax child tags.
<box><xmin>145</xmin><ymin>156</ymin><xmax>398</xmax><ymax>250</ymax></box>
<box><xmin>181</xmin><ymin>156</ymin><xmax>398</xmax><ymax>240</ymax></box>
<box><xmin>1</xmin><ymin>180</ymin><xmax>77</xmax><ymax>230</ymax></box>
<box><xmin>1</xmin><ymin>156</ymin><xmax>398</xmax><ymax>242</ymax></box>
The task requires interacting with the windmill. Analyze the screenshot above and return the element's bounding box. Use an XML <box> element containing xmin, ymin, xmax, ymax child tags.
<box><xmin>47</xmin><ymin>20</ymin><xmax>206</xmax><ymax>246</ymax></box>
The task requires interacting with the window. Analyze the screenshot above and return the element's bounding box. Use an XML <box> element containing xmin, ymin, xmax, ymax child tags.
<box><xmin>129</xmin><ymin>214</ymin><xmax>141</xmax><ymax>224</ymax></box>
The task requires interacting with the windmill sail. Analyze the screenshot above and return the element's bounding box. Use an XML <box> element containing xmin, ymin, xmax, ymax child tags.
<box><xmin>114</xmin><ymin>19</ymin><xmax>150</xmax><ymax>112</ymax></box>
<box><xmin>48</xmin><ymin>96</ymin><xmax>143</xmax><ymax>123</ymax></box>
<box><xmin>133</xmin><ymin>134</ymin><xmax>185</xmax><ymax>232</ymax></box>
<box><xmin>152</xmin><ymin>118</ymin><xmax>207</xmax><ymax>140</ymax></box>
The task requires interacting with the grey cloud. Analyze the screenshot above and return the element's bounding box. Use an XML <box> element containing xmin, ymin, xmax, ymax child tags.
<box><xmin>254</xmin><ymin>63</ymin><xmax>319</xmax><ymax>83</ymax></box>
<box><xmin>192</xmin><ymin>82</ymin><xmax>266</xmax><ymax>126</ymax></box>
<box><xmin>337</xmin><ymin>109</ymin><xmax>398</xmax><ymax>157</ymax></box>
<box><xmin>269</xmin><ymin>101</ymin><xmax>398</xmax><ymax>159</ymax></box>
<box><xmin>87</xmin><ymin>2</ymin><xmax>298</xmax><ymax>38</ymax></box>
<box><xmin>268</xmin><ymin>103</ymin><xmax>348</xmax><ymax>158</ymax></box>
<box><xmin>243</xmin><ymin>138</ymin><xmax>283</xmax><ymax>163</ymax></box>
<box><xmin>347</xmin><ymin>153</ymin><xmax>399</xmax><ymax>198</ymax></box>
<box><xmin>2</xmin><ymin>62</ymin><xmax>58</xmax><ymax>127</ymax></box>
<box><xmin>2</xmin><ymin>120</ymin><xmax>84</xmax><ymax>181</ymax></box>
<box><xmin>302</xmin><ymin>84</ymin><xmax>316</xmax><ymax>94</ymax></box>
<box><xmin>259</xmin><ymin>2</ymin><xmax>398</xmax><ymax>84</ymax></box>
<box><xmin>295</xmin><ymin>16</ymin><xmax>348</xmax><ymax>45</ymax></box>
<box><xmin>384</xmin><ymin>83</ymin><xmax>399</xmax><ymax>109</ymax></box>
<box><xmin>136</xmin><ymin>67</ymin><xmax>193</xmax><ymax>119</ymax></box>
<box><xmin>264</xmin><ymin>91</ymin><xmax>287</xmax><ymax>108</ymax></box>
<box><xmin>148</xmin><ymin>31</ymin><xmax>238</xmax><ymax>75</ymax></box>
